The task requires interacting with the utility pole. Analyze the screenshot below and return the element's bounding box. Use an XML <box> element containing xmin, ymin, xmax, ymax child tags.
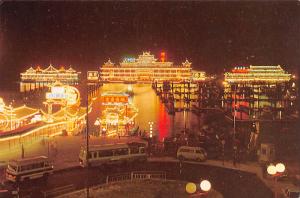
<box><xmin>233</xmin><ymin>84</ymin><xmax>237</xmax><ymax>167</ymax></box>
<box><xmin>233</xmin><ymin>84</ymin><xmax>237</xmax><ymax>140</ymax></box>
<box><xmin>86</xmin><ymin>85</ymin><xmax>89</xmax><ymax>165</ymax></box>
<box><xmin>86</xmin><ymin>83</ymin><xmax>90</xmax><ymax>198</ymax></box>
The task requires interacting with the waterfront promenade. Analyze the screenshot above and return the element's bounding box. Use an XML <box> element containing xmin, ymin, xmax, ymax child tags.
<box><xmin>1</xmin><ymin>134</ymin><xmax>299</xmax><ymax>197</ymax></box>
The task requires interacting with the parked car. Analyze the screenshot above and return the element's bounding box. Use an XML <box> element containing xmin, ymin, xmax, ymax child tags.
<box><xmin>177</xmin><ymin>146</ymin><xmax>207</xmax><ymax>162</ymax></box>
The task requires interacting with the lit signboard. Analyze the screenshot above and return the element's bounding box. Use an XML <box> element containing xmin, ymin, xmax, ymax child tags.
<box><xmin>101</xmin><ymin>96</ymin><xmax>128</xmax><ymax>104</ymax></box>
<box><xmin>46</xmin><ymin>86</ymin><xmax>66</xmax><ymax>100</ymax></box>
<box><xmin>46</xmin><ymin>92</ymin><xmax>67</xmax><ymax>100</ymax></box>
<box><xmin>232</xmin><ymin>66</ymin><xmax>249</xmax><ymax>73</ymax></box>
<box><xmin>160</xmin><ymin>52</ymin><xmax>166</xmax><ymax>62</ymax></box>
<box><xmin>124</xmin><ymin>57</ymin><xmax>136</xmax><ymax>63</ymax></box>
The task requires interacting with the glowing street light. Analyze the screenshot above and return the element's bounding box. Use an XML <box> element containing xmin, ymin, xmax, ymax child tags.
<box><xmin>200</xmin><ymin>180</ymin><xmax>211</xmax><ymax>192</ymax></box>
<box><xmin>267</xmin><ymin>163</ymin><xmax>286</xmax><ymax>176</ymax></box>
<box><xmin>275</xmin><ymin>163</ymin><xmax>285</xmax><ymax>173</ymax></box>
<box><xmin>267</xmin><ymin>164</ymin><xmax>277</xmax><ymax>176</ymax></box>
<box><xmin>148</xmin><ymin>121</ymin><xmax>154</xmax><ymax>138</ymax></box>
<box><xmin>267</xmin><ymin>162</ymin><xmax>286</xmax><ymax>198</ymax></box>
<box><xmin>185</xmin><ymin>182</ymin><xmax>197</xmax><ymax>194</ymax></box>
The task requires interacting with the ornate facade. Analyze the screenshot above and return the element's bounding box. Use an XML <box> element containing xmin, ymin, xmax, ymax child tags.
<box><xmin>20</xmin><ymin>64</ymin><xmax>81</xmax><ymax>92</ymax></box>
<box><xmin>223</xmin><ymin>65</ymin><xmax>296</xmax><ymax>120</ymax></box>
<box><xmin>92</xmin><ymin>52</ymin><xmax>205</xmax><ymax>83</ymax></box>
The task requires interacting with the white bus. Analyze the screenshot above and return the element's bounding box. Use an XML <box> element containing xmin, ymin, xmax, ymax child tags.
<box><xmin>6</xmin><ymin>156</ymin><xmax>53</xmax><ymax>182</ymax></box>
<box><xmin>79</xmin><ymin>143</ymin><xmax>147</xmax><ymax>167</ymax></box>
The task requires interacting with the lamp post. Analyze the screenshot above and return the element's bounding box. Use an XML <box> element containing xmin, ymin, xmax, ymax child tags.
<box><xmin>148</xmin><ymin>121</ymin><xmax>154</xmax><ymax>138</ymax></box>
<box><xmin>185</xmin><ymin>179</ymin><xmax>212</xmax><ymax>197</ymax></box>
<box><xmin>85</xmin><ymin>83</ymin><xmax>90</xmax><ymax>198</ymax></box>
<box><xmin>9</xmin><ymin>103</ymin><xmax>13</xmax><ymax>131</ymax></box>
<box><xmin>267</xmin><ymin>163</ymin><xmax>286</xmax><ymax>198</ymax></box>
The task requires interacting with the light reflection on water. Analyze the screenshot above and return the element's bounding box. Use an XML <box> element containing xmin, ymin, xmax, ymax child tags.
<box><xmin>98</xmin><ymin>83</ymin><xmax>204</xmax><ymax>141</ymax></box>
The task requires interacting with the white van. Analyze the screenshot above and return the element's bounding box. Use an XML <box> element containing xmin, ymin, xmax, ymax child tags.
<box><xmin>177</xmin><ymin>146</ymin><xmax>207</xmax><ymax>162</ymax></box>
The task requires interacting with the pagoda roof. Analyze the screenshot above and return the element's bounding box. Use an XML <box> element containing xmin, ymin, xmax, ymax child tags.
<box><xmin>59</xmin><ymin>66</ymin><xmax>66</xmax><ymax>72</ymax></box>
<box><xmin>104</xmin><ymin>59</ymin><xmax>114</xmax><ymax>66</ymax></box>
<box><xmin>44</xmin><ymin>64</ymin><xmax>58</xmax><ymax>72</ymax></box>
<box><xmin>182</xmin><ymin>59</ymin><xmax>192</xmax><ymax>67</ymax></box>
<box><xmin>66</xmin><ymin>66</ymin><xmax>76</xmax><ymax>73</ymax></box>
<box><xmin>12</xmin><ymin>105</ymin><xmax>39</xmax><ymax>120</ymax></box>
<box><xmin>26</xmin><ymin>67</ymin><xmax>36</xmax><ymax>73</ymax></box>
<box><xmin>36</xmin><ymin>66</ymin><xmax>43</xmax><ymax>72</ymax></box>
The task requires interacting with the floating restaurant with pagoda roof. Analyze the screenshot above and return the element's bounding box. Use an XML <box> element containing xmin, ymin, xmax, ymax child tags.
<box><xmin>223</xmin><ymin>65</ymin><xmax>297</xmax><ymax>122</ymax></box>
<box><xmin>224</xmin><ymin>65</ymin><xmax>291</xmax><ymax>83</ymax></box>
<box><xmin>87</xmin><ymin>52</ymin><xmax>206</xmax><ymax>83</ymax></box>
<box><xmin>20</xmin><ymin>64</ymin><xmax>81</xmax><ymax>92</ymax></box>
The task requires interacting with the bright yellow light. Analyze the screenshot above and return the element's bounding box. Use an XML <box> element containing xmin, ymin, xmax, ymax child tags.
<box><xmin>267</xmin><ymin>165</ymin><xmax>277</xmax><ymax>175</ymax></box>
<box><xmin>275</xmin><ymin>163</ymin><xmax>285</xmax><ymax>173</ymax></box>
<box><xmin>185</xmin><ymin>182</ymin><xmax>197</xmax><ymax>194</ymax></box>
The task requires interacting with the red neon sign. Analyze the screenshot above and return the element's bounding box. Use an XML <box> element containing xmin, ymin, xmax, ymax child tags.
<box><xmin>232</xmin><ymin>69</ymin><xmax>249</xmax><ymax>73</ymax></box>
<box><xmin>160</xmin><ymin>52</ymin><xmax>166</xmax><ymax>62</ymax></box>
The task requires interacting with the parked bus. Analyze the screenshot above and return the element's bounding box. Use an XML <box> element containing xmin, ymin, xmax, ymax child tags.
<box><xmin>6</xmin><ymin>156</ymin><xmax>53</xmax><ymax>183</ymax></box>
<box><xmin>79</xmin><ymin>143</ymin><xmax>147</xmax><ymax>167</ymax></box>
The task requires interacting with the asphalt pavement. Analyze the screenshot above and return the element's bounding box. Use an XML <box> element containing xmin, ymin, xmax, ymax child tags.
<box><xmin>2</xmin><ymin>161</ymin><xmax>273</xmax><ymax>198</ymax></box>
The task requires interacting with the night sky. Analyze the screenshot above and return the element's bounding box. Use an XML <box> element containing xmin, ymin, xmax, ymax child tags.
<box><xmin>0</xmin><ymin>2</ymin><xmax>300</xmax><ymax>90</ymax></box>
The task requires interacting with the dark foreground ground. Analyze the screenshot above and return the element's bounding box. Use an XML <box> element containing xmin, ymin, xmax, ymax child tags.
<box><xmin>1</xmin><ymin>161</ymin><xmax>272</xmax><ymax>198</ymax></box>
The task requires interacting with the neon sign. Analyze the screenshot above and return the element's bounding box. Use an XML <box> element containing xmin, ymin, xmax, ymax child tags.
<box><xmin>160</xmin><ymin>52</ymin><xmax>166</xmax><ymax>62</ymax></box>
<box><xmin>46</xmin><ymin>85</ymin><xmax>79</xmax><ymax>106</ymax></box>
<box><xmin>124</xmin><ymin>57</ymin><xmax>136</xmax><ymax>63</ymax></box>
<box><xmin>46</xmin><ymin>92</ymin><xmax>67</xmax><ymax>100</ymax></box>
<box><xmin>232</xmin><ymin>66</ymin><xmax>249</xmax><ymax>73</ymax></box>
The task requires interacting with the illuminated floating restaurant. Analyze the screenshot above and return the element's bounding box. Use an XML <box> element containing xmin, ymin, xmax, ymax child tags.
<box><xmin>20</xmin><ymin>64</ymin><xmax>81</xmax><ymax>92</ymax></box>
<box><xmin>223</xmin><ymin>65</ymin><xmax>297</xmax><ymax>120</ymax></box>
<box><xmin>0</xmin><ymin>97</ymin><xmax>40</xmax><ymax>132</ymax></box>
<box><xmin>224</xmin><ymin>65</ymin><xmax>291</xmax><ymax>83</ymax></box>
<box><xmin>98</xmin><ymin>92</ymin><xmax>138</xmax><ymax>137</ymax></box>
<box><xmin>88</xmin><ymin>52</ymin><xmax>206</xmax><ymax>83</ymax></box>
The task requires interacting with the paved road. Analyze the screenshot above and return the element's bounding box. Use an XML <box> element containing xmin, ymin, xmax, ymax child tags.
<box><xmin>2</xmin><ymin>161</ymin><xmax>273</xmax><ymax>198</ymax></box>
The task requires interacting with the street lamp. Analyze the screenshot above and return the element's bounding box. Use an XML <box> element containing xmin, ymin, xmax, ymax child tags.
<box><xmin>200</xmin><ymin>180</ymin><xmax>211</xmax><ymax>192</ymax></box>
<box><xmin>267</xmin><ymin>163</ymin><xmax>286</xmax><ymax>198</ymax></box>
<box><xmin>9</xmin><ymin>103</ymin><xmax>13</xmax><ymax>131</ymax></box>
<box><xmin>185</xmin><ymin>179</ymin><xmax>212</xmax><ymax>197</ymax></box>
<box><xmin>186</xmin><ymin>182</ymin><xmax>197</xmax><ymax>194</ymax></box>
<box><xmin>148</xmin><ymin>121</ymin><xmax>154</xmax><ymax>138</ymax></box>
<box><xmin>267</xmin><ymin>163</ymin><xmax>285</xmax><ymax>177</ymax></box>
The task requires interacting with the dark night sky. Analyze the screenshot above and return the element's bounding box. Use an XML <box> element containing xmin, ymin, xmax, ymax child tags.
<box><xmin>0</xmin><ymin>1</ymin><xmax>300</xmax><ymax>90</ymax></box>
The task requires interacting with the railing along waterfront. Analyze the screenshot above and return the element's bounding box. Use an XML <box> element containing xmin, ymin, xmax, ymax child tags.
<box><xmin>56</xmin><ymin>171</ymin><xmax>167</xmax><ymax>198</ymax></box>
<box><xmin>106</xmin><ymin>171</ymin><xmax>166</xmax><ymax>184</ymax></box>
